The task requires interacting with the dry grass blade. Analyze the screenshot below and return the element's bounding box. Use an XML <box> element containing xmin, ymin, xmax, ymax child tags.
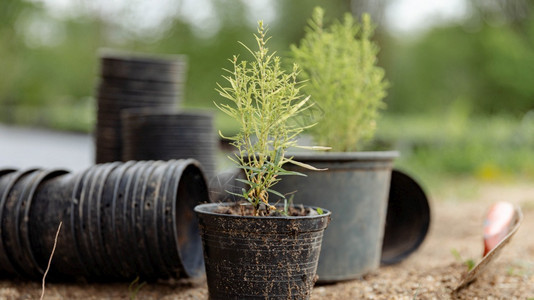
<box><xmin>40</xmin><ymin>221</ymin><xmax>62</xmax><ymax>300</ymax></box>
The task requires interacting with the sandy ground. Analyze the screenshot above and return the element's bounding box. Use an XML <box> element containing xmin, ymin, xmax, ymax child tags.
<box><xmin>1</xmin><ymin>125</ymin><xmax>533</xmax><ymax>299</ymax></box>
<box><xmin>0</xmin><ymin>181</ymin><xmax>532</xmax><ymax>299</ymax></box>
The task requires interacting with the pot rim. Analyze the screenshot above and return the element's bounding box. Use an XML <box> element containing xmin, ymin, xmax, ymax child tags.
<box><xmin>285</xmin><ymin>150</ymin><xmax>399</xmax><ymax>161</ymax></box>
<box><xmin>120</xmin><ymin>107</ymin><xmax>215</xmax><ymax>119</ymax></box>
<box><xmin>240</xmin><ymin>150</ymin><xmax>398</xmax><ymax>164</ymax></box>
<box><xmin>381</xmin><ymin>168</ymin><xmax>431</xmax><ymax>265</ymax></box>
<box><xmin>286</xmin><ymin>150</ymin><xmax>400</xmax><ymax>161</ymax></box>
<box><xmin>99</xmin><ymin>48</ymin><xmax>188</xmax><ymax>64</ymax></box>
<box><xmin>194</xmin><ymin>202</ymin><xmax>331</xmax><ymax>220</ymax></box>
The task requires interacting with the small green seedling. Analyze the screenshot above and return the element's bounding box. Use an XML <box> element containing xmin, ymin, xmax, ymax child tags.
<box><xmin>216</xmin><ymin>21</ymin><xmax>328</xmax><ymax>216</ymax></box>
<box><xmin>451</xmin><ymin>248</ymin><xmax>475</xmax><ymax>271</ymax></box>
<box><xmin>128</xmin><ymin>276</ymin><xmax>146</xmax><ymax>300</ymax></box>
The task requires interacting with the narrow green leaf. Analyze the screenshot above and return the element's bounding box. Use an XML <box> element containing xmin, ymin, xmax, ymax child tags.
<box><xmin>288</xmin><ymin>159</ymin><xmax>327</xmax><ymax>171</ymax></box>
<box><xmin>235</xmin><ymin>178</ymin><xmax>260</xmax><ymax>189</ymax></box>
<box><xmin>238</xmin><ymin>165</ymin><xmax>264</xmax><ymax>173</ymax></box>
<box><xmin>267</xmin><ymin>188</ymin><xmax>286</xmax><ymax>200</ymax></box>
<box><xmin>275</xmin><ymin>170</ymin><xmax>307</xmax><ymax>177</ymax></box>
<box><xmin>293</xmin><ymin>145</ymin><xmax>332</xmax><ymax>151</ymax></box>
<box><xmin>225</xmin><ymin>189</ymin><xmax>246</xmax><ymax>198</ymax></box>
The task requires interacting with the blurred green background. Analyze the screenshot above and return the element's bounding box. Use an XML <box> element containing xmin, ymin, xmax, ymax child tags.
<box><xmin>1</xmin><ymin>0</ymin><xmax>533</xmax><ymax>188</ymax></box>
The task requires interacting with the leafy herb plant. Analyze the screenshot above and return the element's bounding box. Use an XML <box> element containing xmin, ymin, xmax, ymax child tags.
<box><xmin>290</xmin><ymin>7</ymin><xmax>389</xmax><ymax>152</ymax></box>
<box><xmin>216</xmin><ymin>21</ymin><xmax>327</xmax><ymax>216</ymax></box>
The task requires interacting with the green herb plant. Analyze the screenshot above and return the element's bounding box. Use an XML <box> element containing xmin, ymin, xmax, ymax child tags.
<box><xmin>290</xmin><ymin>7</ymin><xmax>389</xmax><ymax>152</ymax></box>
<box><xmin>216</xmin><ymin>21</ymin><xmax>328</xmax><ymax>216</ymax></box>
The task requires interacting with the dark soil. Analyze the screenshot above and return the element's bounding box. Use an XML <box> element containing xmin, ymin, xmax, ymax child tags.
<box><xmin>1</xmin><ymin>181</ymin><xmax>533</xmax><ymax>299</ymax></box>
<box><xmin>214</xmin><ymin>202</ymin><xmax>318</xmax><ymax>217</ymax></box>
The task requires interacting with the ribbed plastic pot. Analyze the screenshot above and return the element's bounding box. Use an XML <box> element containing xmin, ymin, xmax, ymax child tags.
<box><xmin>195</xmin><ymin>202</ymin><xmax>331</xmax><ymax>300</ymax></box>
<box><xmin>0</xmin><ymin>160</ymin><xmax>208</xmax><ymax>282</ymax></box>
<box><xmin>94</xmin><ymin>49</ymin><xmax>187</xmax><ymax>164</ymax></box>
<box><xmin>0</xmin><ymin>168</ymin><xmax>68</xmax><ymax>279</ymax></box>
<box><xmin>381</xmin><ymin>169</ymin><xmax>430</xmax><ymax>265</ymax></box>
<box><xmin>47</xmin><ymin>159</ymin><xmax>207</xmax><ymax>281</ymax></box>
<box><xmin>121</xmin><ymin>109</ymin><xmax>217</xmax><ymax>179</ymax></box>
<box><xmin>98</xmin><ymin>78</ymin><xmax>183</xmax><ymax>96</ymax></box>
<box><xmin>273</xmin><ymin>151</ymin><xmax>398</xmax><ymax>283</ymax></box>
<box><xmin>98</xmin><ymin>49</ymin><xmax>188</xmax><ymax>83</ymax></box>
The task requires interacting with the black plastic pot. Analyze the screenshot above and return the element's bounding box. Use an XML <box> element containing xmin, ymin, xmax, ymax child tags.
<box><xmin>0</xmin><ymin>168</ymin><xmax>68</xmax><ymax>279</ymax></box>
<box><xmin>121</xmin><ymin>109</ymin><xmax>217</xmax><ymax>179</ymax></box>
<box><xmin>99</xmin><ymin>49</ymin><xmax>187</xmax><ymax>83</ymax></box>
<box><xmin>195</xmin><ymin>202</ymin><xmax>331</xmax><ymax>300</ymax></box>
<box><xmin>381</xmin><ymin>169</ymin><xmax>431</xmax><ymax>265</ymax></box>
<box><xmin>273</xmin><ymin>151</ymin><xmax>397</xmax><ymax>283</ymax></box>
<box><xmin>94</xmin><ymin>49</ymin><xmax>187</xmax><ymax>164</ymax></box>
<box><xmin>0</xmin><ymin>160</ymin><xmax>209</xmax><ymax>281</ymax></box>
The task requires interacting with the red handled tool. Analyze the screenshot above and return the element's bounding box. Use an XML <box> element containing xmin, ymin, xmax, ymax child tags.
<box><xmin>454</xmin><ymin>201</ymin><xmax>522</xmax><ymax>293</ymax></box>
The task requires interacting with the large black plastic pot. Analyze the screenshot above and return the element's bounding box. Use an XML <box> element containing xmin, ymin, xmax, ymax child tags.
<box><xmin>274</xmin><ymin>151</ymin><xmax>397</xmax><ymax>283</ymax></box>
<box><xmin>195</xmin><ymin>203</ymin><xmax>331</xmax><ymax>299</ymax></box>
<box><xmin>121</xmin><ymin>109</ymin><xmax>217</xmax><ymax>179</ymax></box>
<box><xmin>0</xmin><ymin>159</ymin><xmax>208</xmax><ymax>281</ymax></box>
<box><xmin>381</xmin><ymin>169</ymin><xmax>431</xmax><ymax>265</ymax></box>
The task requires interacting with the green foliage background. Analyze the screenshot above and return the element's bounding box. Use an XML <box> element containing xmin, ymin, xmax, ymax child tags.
<box><xmin>1</xmin><ymin>0</ymin><xmax>533</xmax><ymax>182</ymax></box>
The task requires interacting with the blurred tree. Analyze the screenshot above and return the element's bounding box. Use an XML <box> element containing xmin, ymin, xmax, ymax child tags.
<box><xmin>385</xmin><ymin>0</ymin><xmax>534</xmax><ymax>115</ymax></box>
<box><xmin>0</xmin><ymin>0</ymin><xmax>40</xmax><ymax>116</ymax></box>
<box><xmin>3</xmin><ymin>0</ymin><xmax>534</xmax><ymax>132</ymax></box>
<box><xmin>0</xmin><ymin>0</ymin><xmax>356</xmax><ymax>130</ymax></box>
<box><xmin>0</xmin><ymin>0</ymin><xmax>105</xmax><ymax>128</ymax></box>
<box><xmin>133</xmin><ymin>0</ymin><xmax>354</xmax><ymax>110</ymax></box>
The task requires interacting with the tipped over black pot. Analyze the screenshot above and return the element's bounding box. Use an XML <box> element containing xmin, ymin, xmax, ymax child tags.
<box><xmin>0</xmin><ymin>159</ymin><xmax>209</xmax><ymax>282</ymax></box>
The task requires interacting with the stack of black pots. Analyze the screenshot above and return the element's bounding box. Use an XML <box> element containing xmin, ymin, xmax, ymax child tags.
<box><xmin>95</xmin><ymin>50</ymin><xmax>187</xmax><ymax>163</ymax></box>
<box><xmin>121</xmin><ymin>109</ymin><xmax>217</xmax><ymax>179</ymax></box>
<box><xmin>0</xmin><ymin>159</ymin><xmax>208</xmax><ymax>281</ymax></box>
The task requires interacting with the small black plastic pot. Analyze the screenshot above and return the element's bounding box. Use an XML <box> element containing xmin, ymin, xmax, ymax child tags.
<box><xmin>52</xmin><ymin>159</ymin><xmax>208</xmax><ymax>281</ymax></box>
<box><xmin>0</xmin><ymin>168</ymin><xmax>68</xmax><ymax>279</ymax></box>
<box><xmin>98</xmin><ymin>49</ymin><xmax>187</xmax><ymax>83</ymax></box>
<box><xmin>194</xmin><ymin>203</ymin><xmax>331</xmax><ymax>300</ymax></box>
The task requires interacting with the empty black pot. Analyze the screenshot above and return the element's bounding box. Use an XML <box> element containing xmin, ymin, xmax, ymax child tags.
<box><xmin>121</xmin><ymin>109</ymin><xmax>217</xmax><ymax>179</ymax></box>
<box><xmin>0</xmin><ymin>168</ymin><xmax>68</xmax><ymax>279</ymax></box>
<box><xmin>381</xmin><ymin>169</ymin><xmax>431</xmax><ymax>265</ymax></box>
<box><xmin>195</xmin><ymin>203</ymin><xmax>331</xmax><ymax>299</ymax></box>
<box><xmin>99</xmin><ymin>49</ymin><xmax>187</xmax><ymax>83</ymax></box>
<box><xmin>0</xmin><ymin>159</ymin><xmax>209</xmax><ymax>282</ymax></box>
